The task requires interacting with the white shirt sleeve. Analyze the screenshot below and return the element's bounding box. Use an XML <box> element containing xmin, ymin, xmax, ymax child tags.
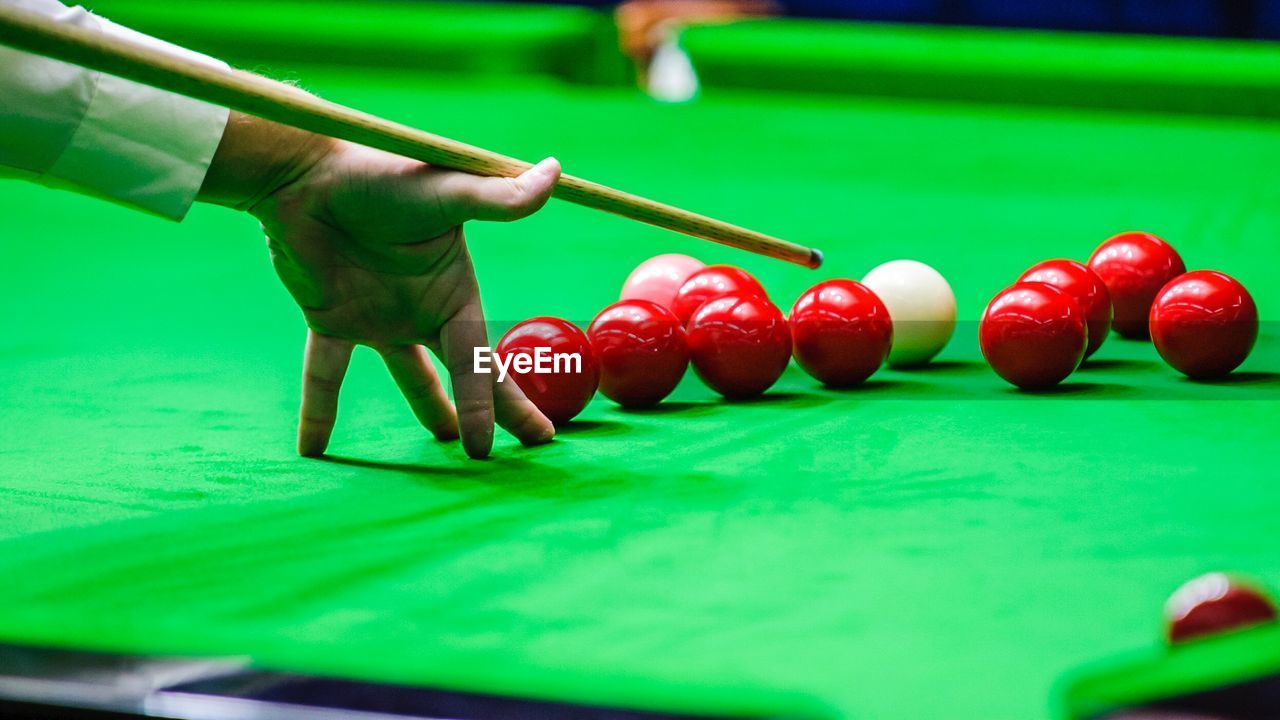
<box><xmin>0</xmin><ymin>0</ymin><xmax>230</xmax><ymax>219</ymax></box>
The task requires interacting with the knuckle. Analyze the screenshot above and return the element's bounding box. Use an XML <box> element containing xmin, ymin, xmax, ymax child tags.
<box><xmin>496</xmin><ymin>179</ymin><xmax>532</xmax><ymax>216</ymax></box>
<box><xmin>298</xmin><ymin>408</ymin><xmax>337</xmax><ymax>426</ymax></box>
<box><xmin>455</xmin><ymin>397</ymin><xmax>492</xmax><ymax>421</ymax></box>
<box><xmin>445</xmin><ymin>356</ymin><xmax>478</xmax><ymax>377</ymax></box>
<box><xmin>510</xmin><ymin>410</ymin><xmax>544</xmax><ymax>436</ymax></box>
<box><xmin>304</xmin><ymin>372</ymin><xmax>343</xmax><ymax>395</ymax></box>
<box><xmin>405</xmin><ymin>382</ymin><xmax>443</xmax><ymax>403</ymax></box>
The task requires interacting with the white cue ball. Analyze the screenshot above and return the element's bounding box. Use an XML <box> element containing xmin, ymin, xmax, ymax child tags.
<box><xmin>862</xmin><ymin>259</ymin><xmax>956</xmax><ymax>367</ymax></box>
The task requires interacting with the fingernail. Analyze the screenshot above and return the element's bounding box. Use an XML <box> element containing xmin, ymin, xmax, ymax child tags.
<box><xmin>464</xmin><ymin>427</ymin><xmax>495</xmax><ymax>459</ymax></box>
<box><xmin>532</xmin><ymin>424</ymin><xmax>556</xmax><ymax>445</ymax></box>
<box><xmin>530</xmin><ymin>157</ymin><xmax>559</xmax><ymax>176</ymax></box>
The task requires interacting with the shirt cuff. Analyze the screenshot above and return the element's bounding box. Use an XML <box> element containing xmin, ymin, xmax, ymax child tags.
<box><xmin>43</xmin><ymin>14</ymin><xmax>230</xmax><ymax>220</ymax></box>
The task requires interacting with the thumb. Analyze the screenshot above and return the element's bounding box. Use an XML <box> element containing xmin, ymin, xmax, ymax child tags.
<box><xmin>438</xmin><ymin>157</ymin><xmax>561</xmax><ymax>224</ymax></box>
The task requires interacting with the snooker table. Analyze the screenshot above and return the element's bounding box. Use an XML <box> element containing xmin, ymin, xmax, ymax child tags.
<box><xmin>2</xmin><ymin>3</ymin><xmax>1280</xmax><ymax>718</ymax></box>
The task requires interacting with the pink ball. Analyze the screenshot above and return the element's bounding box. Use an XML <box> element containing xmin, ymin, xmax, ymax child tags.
<box><xmin>620</xmin><ymin>253</ymin><xmax>705</xmax><ymax>313</ymax></box>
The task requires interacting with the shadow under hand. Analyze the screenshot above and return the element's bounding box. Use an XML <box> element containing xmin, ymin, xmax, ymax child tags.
<box><xmin>318</xmin><ymin>449</ymin><xmax>584</xmax><ymax>495</ymax></box>
<box><xmin>318</xmin><ymin>454</ymin><xmax>458</xmax><ymax>476</ymax></box>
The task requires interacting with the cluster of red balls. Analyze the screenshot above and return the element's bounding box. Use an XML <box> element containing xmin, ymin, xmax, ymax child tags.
<box><xmin>979</xmin><ymin>231</ymin><xmax>1259</xmax><ymax>390</ymax></box>
<box><xmin>494</xmin><ymin>255</ymin><xmax>895</xmax><ymax>425</ymax></box>
<box><xmin>495</xmin><ymin>231</ymin><xmax>1260</xmax><ymax>422</ymax></box>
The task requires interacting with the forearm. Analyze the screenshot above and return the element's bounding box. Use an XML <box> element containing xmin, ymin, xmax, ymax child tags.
<box><xmin>197</xmin><ymin>111</ymin><xmax>333</xmax><ymax>212</ymax></box>
<box><xmin>0</xmin><ymin>0</ymin><xmax>229</xmax><ymax>219</ymax></box>
<box><xmin>0</xmin><ymin>3</ymin><xmax>332</xmax><ymax>219</ymax></box>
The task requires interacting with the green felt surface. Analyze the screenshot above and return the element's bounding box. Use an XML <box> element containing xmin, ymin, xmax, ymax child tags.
<box><xmin>3</xmin><ymin>13</ymin><xmax>1280</xmax><ymax>720</ymax></box>
<box><xmin>683</xmin><ymin>19</ymin><xmax>1280</xmax><ymax>116</ymax></box>
<box><xmin>82</xmin><ymin>0</ymin><xmax>629</xmax><ymax>84</ymax></box>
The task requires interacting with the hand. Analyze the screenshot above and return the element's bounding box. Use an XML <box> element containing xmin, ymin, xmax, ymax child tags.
<box><xmin>616</xmin><ymin>0</ymin><xmax>777</xmax><ymax>66</ymax></box>
<box><xmin>199</xmin><ymin>112</ymin><xmax>559</xmax><ymax>459</ymax></box>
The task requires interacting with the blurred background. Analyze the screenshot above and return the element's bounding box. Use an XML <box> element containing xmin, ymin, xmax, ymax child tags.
<box><xmin>76</xmin><ymin>0</ymin><xmax>1280</xmax><ymax>110</ymax></box>
<box><xmin>556</xmin><ymin>0</ymin><xmax>1280</xmax><ymax>37</ymax></box>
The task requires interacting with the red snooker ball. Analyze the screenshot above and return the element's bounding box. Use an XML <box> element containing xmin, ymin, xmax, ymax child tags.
<box><xmin>979</xmin><ymin>282</ymin><xmax>1087</xmax><ymax>390</ymax></box>
<box><xmin>686</xmin><ymin>293</ymin><xmax>791</xmax><ymax>399</ymax></box>
<box><xmin>1018</xmin><ymin>259</ymin><xmax>1113</xmax><ymax>359</ymax></box>
<box><xmin>1165</xmin><ymin>573</ymin><xmax>1277</xmax><ymax>644</ymax></box>
<box><xmin>495</xmin><ymin>317</ymin><xmax>599</xmax><ymax>425</ymax></box>
<box><xmin>671</xmin><ymin>265</ymin><xmax>767</xmax><ymax>325</ymax></box>
<box><xmin>790</xmin><ymin>279</ymin><xmax>893</xmax><ymax>387</ymax></box>
<box><xmin>1087</xmin><ymin>231</ymin><xmax>1186</xmax><ymax>339</ymax></box>
<box><xmin>587</xmin><ymin>300</ymin><xmax>689</xmax><ymax>408</ymax></box>
<box><xmin>1149</xmin><ymin>270</ymin><xmax>1258</xmax><ymax>379</ymax></box>
<box><xmin>619</xmin><ymin>253</ymin><xmax>705</xmax><ymax>313</ymax></box>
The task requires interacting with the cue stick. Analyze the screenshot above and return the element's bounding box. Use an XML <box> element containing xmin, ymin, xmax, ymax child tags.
<box><xmin>0</xmin><ymin>4</ymin><xmax>823</xmax><ymax>269</ymax></box>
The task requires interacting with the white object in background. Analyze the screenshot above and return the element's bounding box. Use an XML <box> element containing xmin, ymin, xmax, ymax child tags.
<box><xmin>647</xmin><ymin>35</ymin><xmax>699</xmax><ymax>103</ymax></box>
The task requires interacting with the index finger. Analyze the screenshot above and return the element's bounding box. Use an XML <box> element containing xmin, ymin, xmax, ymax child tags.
<box><xmin>298</xmin><ymin>329</ymin><xmax>354</xmax><ymax>457</ymax></box>
<box><xmin>440</xmin><ymin>299</ymin><xmax>495</xmax><ymax>459</ymax></box>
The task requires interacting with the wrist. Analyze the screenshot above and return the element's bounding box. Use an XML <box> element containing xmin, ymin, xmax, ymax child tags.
<box><xmin>198</xmin><ymin>111</ymin><xmax>333</xmax><ymax>212</ymax></box>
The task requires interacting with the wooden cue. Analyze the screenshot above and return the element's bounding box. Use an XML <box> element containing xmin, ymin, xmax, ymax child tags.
<box><xmin>0</xmin><ymin>5</ymin><xmax>823</xmax><ymax>269</ymax></box>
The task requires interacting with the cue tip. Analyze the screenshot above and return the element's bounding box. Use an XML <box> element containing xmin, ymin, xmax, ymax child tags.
<box><xmin>808</xmin><ymin>247</ymin><xmax>824</xmax><ymax>269</ymax></box>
